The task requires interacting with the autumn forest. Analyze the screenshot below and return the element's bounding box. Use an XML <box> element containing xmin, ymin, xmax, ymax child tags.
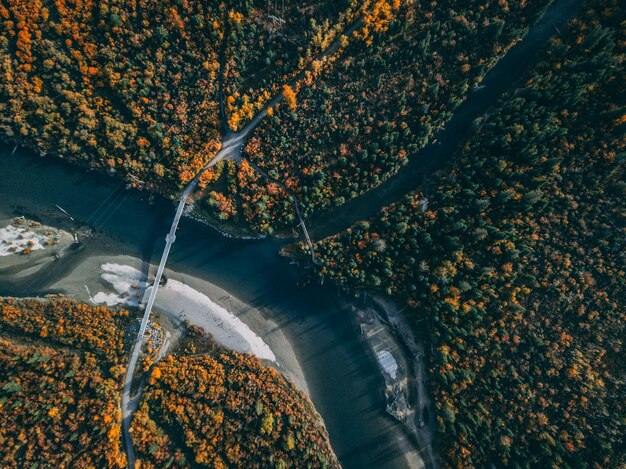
<box><xmin>1</xmin><ymin>0</ymin><xmax>624</xmax><ymax>468</ymax></box>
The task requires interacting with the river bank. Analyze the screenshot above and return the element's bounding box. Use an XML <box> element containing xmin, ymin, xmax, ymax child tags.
<box><xmin>346</xmin><ymin>294</ymin><xmax>438</xmax><ymax>469</ymax></box>
<box><xmin>0</xmin><ymin>143</ymin><xmax>424</xmax><ymax>469</ymax></box>
<box><xmin>43</xmin><ymin>253</ymin><xmax>309</xmax><ymax>394</ymax></box>
<box><xmin>0</xmin><ymin>217</ymin><xmax>76</xmax><ymax>278</ymax></box>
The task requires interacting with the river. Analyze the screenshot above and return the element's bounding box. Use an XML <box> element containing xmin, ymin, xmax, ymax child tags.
<box><xmin>0</xmin><ymin>143</ymin><xmax>420</xmax><ymax>469</ymax></box>
<box><xmin>0</xmin><ymin>0</ymin><xmax>584</xmax><ymax>465</ymax></box>
<box><xmin>310</xmin><ymin>0</ymin><xmax>583</xmax><ymax>239</ymax></box>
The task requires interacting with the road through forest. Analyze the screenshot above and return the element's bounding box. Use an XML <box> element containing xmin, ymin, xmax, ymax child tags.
<box><xmin>120</xmin><ymin>0</ymin><xmax>583</xmax><ymax>465</ymax></box>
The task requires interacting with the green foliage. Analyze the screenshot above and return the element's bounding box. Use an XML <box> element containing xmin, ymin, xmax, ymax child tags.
<box><xmin>223</xmin><ymin>1</ymin><xmax>358</xmax><ymax>129</ymax></box>
<box><xmin>311</xmin><ymin>1</ymin><xmax>625</xmax><ymax>466</ymax></box>
<box><xmin>240</xmin><ymin>0</ymin><xmax>552</xmax><ymax>229</ymax></box>
<box><xmin>0</xmin><ymin>297</ymin><xmax>339</xmax><ymax>467</ymax></box>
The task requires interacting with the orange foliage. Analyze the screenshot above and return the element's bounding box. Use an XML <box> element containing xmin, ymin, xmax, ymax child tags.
<box><xmin>0</xmin><ymin>298</ymin><xmax>130</xmax><ymax>468</ymax></box>
<box><xmin>131</xmin><ymin>350</ymin><xmax>339</xmax><ymax>468</ymax></box>
<box><xmin>282</xmin><ymin>85</ymin><xmax>297</xmax><ymax>110</ymax></box>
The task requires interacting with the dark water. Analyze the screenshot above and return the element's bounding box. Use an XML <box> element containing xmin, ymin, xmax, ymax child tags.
<box><xmin>0</xmin><ymin>145</ymin><xmax>418</xmax><ymax>469</ymax></box>
<box><xmin>310</xmin><ymin>0</ymin><xmax>583</xmax><ymax>239</ymax></box>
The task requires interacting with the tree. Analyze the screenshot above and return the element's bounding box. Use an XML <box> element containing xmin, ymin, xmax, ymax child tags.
<box><xmin>282</xmin><ymin>85</ymin><xmax>297</xmax><ymax>110</ymax></box>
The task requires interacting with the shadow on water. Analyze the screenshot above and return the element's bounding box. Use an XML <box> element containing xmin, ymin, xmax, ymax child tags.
<box><xmin>0</xmin><ymin>145</ymin><xmax>416</xmax><ymax>469</ymax></box>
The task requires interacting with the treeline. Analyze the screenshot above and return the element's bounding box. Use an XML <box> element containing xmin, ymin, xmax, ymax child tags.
<box><xmin>227</xmin><ymin>0</ymin><xmax>554</xmax><ymax>232</ymax></box>
<box><xmin>307</xmin><ymin>0</ymin><xmax>625</xmax><ymax>466</ymax></box>
<box><xmin>131</xmin><ymin>352</ymin><xmax>339</xmax><ymax>468</ymax></box>
<box><xmin>0</xmin><ymin>0</ymin><xmax>224</xmax><ymax>194</ymax></box>
<box><xmin>0</xmin><ymin>298</ymin><xmax>130</xmax><ymax>467</ymax></box>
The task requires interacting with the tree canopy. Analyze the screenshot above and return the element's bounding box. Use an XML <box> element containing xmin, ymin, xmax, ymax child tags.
<box><xmin>307</xmin><ymin>0</ymin><xmax>625</xmax><ymax>466</ymax></box>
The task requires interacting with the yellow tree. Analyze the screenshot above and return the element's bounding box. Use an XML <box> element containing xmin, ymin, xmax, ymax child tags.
<box><xmin>282</xmin><ymin>85</ymin><xmax>297</xmax><ymax>110</ymax></box>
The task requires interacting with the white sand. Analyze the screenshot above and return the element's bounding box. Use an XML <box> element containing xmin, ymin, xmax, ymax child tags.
<box><xmin>91</xmin><ymin>263</ymin><xmax>147</xmax><ymax>307</ymax></box>
<box><xmin>91</xmin><ymin>262</ymin><xmax>275</xmax><ymax>361</ymax></box>
<box><xmin>48</xmin><ymin>254</ymin><xmax>309</xmax><ymax>394</ymax></box>
<box><xmin>155</xmin><ymin>278</ymin><xmax>275</xmax><ymax>361</ymax></box>
<box><xmin>376</xmin><ymin>350</ymin><xmax>399</xmax><ymax>379</ymax></box>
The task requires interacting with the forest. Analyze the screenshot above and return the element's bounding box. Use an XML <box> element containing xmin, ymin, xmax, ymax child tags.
<box><xmin>306</xmin><ymin>0</ymin><xmax>625</xmax><ymax>466</ymax></box>
<box><xmin>219</xmin><ymin>0</ymin><xmax>557</xmax><ymax>232</ymax></box>
<box><xmin>0</xmin><ymin>298</ymin><xmax>130</xmax><ymax>467</ymax></box>
<box><xmin>223</xmin><ymin>0</ymin><xmax>360</xmax><ymax>132</ymax></box>
<box><xmin>131</xmin><ymin>350</ymin><xmax>339</xmax><ymax>468</ymax></box>
<box><xmin>0</xmin><ymin>0</ymin><xmax>235</xmax><ymax>195</ymax></box>
<box><xmin>1</xmin><ymin>0</ymin><xmax>624</xmax><ymax>467</ymax></box>
<box><xmin>0</xmin><ymin>298</ymin><xmax>337</xmax><ymax>468</ymax></box>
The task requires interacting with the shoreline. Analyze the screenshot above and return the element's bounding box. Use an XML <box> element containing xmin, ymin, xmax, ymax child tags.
<box><xmin>346</xmin><ymin>293</ymin><xmax>437</xmax><ymax>469</ymax></box>
<box><xmin>0</xmin><ymin>217</ymin><xmax>76</xmax><ymax>279</ymax></box>
<box><xmin>0</xmin><ymin>153</ymin><xmax>425</xmax><ymax>469</ymax></box>
<box><xmin>44</xmin><ymin>253</ymin><xmax>311</xmax><ymax>396</ymax></box>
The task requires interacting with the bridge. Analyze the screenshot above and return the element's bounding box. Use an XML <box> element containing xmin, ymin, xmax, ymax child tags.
<box><xmin>120</xmin><ymin>17</ymin><xmax>380</xmax><ymax>467</ymax></box>
<box><xmin>121</xmin><ymin>91</ymin><xmax>318</xmax><ymax>467</ymax></box>
<box><xmin>120</xmin><ymin>126</ymin><xmax>266</xmax><ymax>464</ymax></box>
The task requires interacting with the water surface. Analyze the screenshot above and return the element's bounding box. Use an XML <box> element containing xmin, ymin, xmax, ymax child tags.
<box><xmin>0</xmin><ymin>144</ymin><xmax>418</xmax><ymax>469</ymax></box>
